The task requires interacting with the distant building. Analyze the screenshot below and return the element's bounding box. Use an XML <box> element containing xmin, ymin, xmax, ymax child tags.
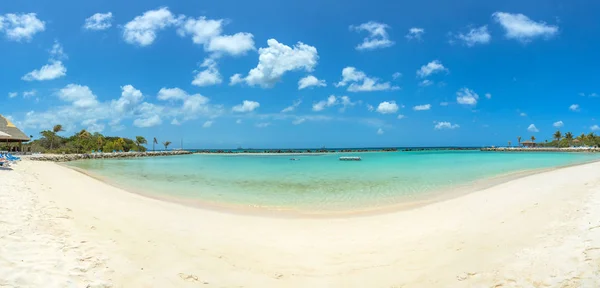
<box><xmin>521</xmin><ymin>140</ymin><xmax>536</xmax><ymax>147</ymax></box>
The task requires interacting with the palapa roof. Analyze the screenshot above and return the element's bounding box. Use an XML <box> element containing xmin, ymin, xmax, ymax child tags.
<box><xmin>521</xmin><ymin>140</ymin><xmax>535</xmax><ymax>144</ymax></box>
<box><xmin>0</xmin><ymin>114</ymin><xmax>30</xmax><ymax>142</ymax></box>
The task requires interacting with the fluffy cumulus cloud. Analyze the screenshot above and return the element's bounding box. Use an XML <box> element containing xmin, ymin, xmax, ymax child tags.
<box><xmin>456</xmin><ymin>88</ymin><xmax>479</xmax><ymax>105</ymax></box>
<box><xmin>234</xmin><ymin>39</ymin><xmax>318</xmax><ymax>88</ymax></box>
<box><xmin>0</xmin><ymin>13</ymin><xmax>45</xmax><ymax>41</ymax></box>
<box><xmin>350</xmin><ymin>21</ymin><xmax>394</xmax><ymax>50</ymax></box>
<box><xmin>50</xmin><ymin>41</ymin><xmax>67</xmax><ymax>60</ymax></box>
<box><xmin>298</xmin><ymin>75</ymin><xmax>326</xmax><ymax>90</ymax></box>
<box><xmin>435</xmin><ymin>121</ymin><xmax>460</xmax><ymax>130</ymax></box>
<box><xmin>553</xmin><ymin>121</ymin><xmax>564</xmax><ymax>128</ymax></box>
<box><xmin>57</xmin><ymin>84</ymin><xmax>99</xmax><ymax>108</ymax></box>
<box><xmin>123</xmin><ymin>7</ymin><xmax>182</xmax><ymax>46</ymax></box>
<box><xmin>527</xmin><ymin>124</ymin><xmax>539</xmax><ymax>132</ymax></box>
<box><xmin>419</xmin><ymin>79</ymin><xmax>433</xmax><ymax>87</ymax></box>
<box><xmin>112</xmin><ymin>85</ymin><xmax>143</xmax><ymax>113</ymax></box>
<box><xmin>313</xmin><ymin>95</ymin><xmax>355</xmax><ymax>112</ymax></box>
<box><xmin>406</xmin><ymin>27</ymin><xmax>424</xmax><ymax>40</ymax></box>
<box><xmin>23</xmin><ymin>90</ymin><xmax>36</xmax><ymax>99</ymax></box>
<box><xmin>83</xmin><ymin>12</ymin><xmax>113</xmax><ymax>31</ymax></box>
<box><xmin>8</xmin><ymin>92</ymin><xmax>18</xmax><ymax>98</ymax></box>
<box><xmin>455</xmin><ymin>26</ymin><xmax>491</xmax><ymax>46</ymax></box>
<box><xmin>336</xmin><ymin>67</ymin><xmax>398</xmax><ymax>92</ymax></box>
<box><xmin>281</xmin><ymin>99</ymin><xmax>302</xmax><ymax>113</ymax></box>
<box><xmin>177</xmin><ymin>16</ymin><xmax>255</xmax><ymax>56</ymax></box>
<box><xmin>232</xmin><ymin>100</ymin><xmax>260</xmax><ymax>112</ymax></box>
<box><xmin>22</xmin><ymin>61</ymin><xmax>66</xmax><ymax>81</ymax></box>
<box><xmin>392</xmin><ymin>72</ymin><xmax>402</xmax><ymax>79</ymax></box>
<box><xmin>569</xmin><ymin>104</ymin><xmax>580</xmax><ymax>112</ymax></box>
<box><xmin>157</xmin><ymin>87</ymin><xmax>188</xmax><ymax>101</ymax></box>
<box><xmin>376</xmin><ymin>101</ymin><xmax>399</xmax><ymax>114</ymax></box>
<box><xmin>192</xmin><ymin>58</ymin><xmax>222</xmax><ymax>87</ymax></box>
<box><xmin>417</xmin><ymin>60</ymin><xmax>448</xmax><ymax>78</ymax></box>
<box><xmin>413</xmin><ymin>104</ymin><xmax>431</xmax><ymax>111</ymax></box>
<box><xmin>591</xmin><ymin>125</ymin><xmax>600</xmax><ymax>131</ymax></box>
<box><xmin>492</xmin><ymin>12</ymin><xmax>558</xmax><ymax>42</ymax></box>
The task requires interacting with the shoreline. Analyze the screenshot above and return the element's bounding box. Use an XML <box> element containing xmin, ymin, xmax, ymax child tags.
<box><xmin>60</xmin><ymin>158</ymin><xmax>600</xmax><ymax>218</ymax></box>
<box><xmin>2</xmin><ymin>159</ymin><xmax>600</xmax><ymax>286</ymax></box>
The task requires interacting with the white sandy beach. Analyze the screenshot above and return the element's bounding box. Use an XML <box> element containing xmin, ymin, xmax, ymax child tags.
<box><xmin>1</xmin><ymin>160</ymin><xmax>600</xmax><ymax>287</ymax></box>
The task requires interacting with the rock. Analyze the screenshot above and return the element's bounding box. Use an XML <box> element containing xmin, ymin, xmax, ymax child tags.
<box><xmin>29</xmin><ymin>151</ymin><xmax>192</xmax><ymax>162</ymax></box>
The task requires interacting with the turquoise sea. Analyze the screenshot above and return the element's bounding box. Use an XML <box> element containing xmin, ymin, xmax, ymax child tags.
<box><xmin>65</xmin><ymin>151</ymin><xmax>600</xmax><ymax>213</ymax></box>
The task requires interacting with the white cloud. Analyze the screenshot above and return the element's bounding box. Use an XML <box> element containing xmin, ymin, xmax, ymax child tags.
<box><xmin>229</xmin><ymin>73</ymin><xmax>244</xmax><ymax>86</ymax></box>
<box><xmin>569</xmin><ymin>104</ymin><xmax>580</xmax><ymax>112</ymax></box>
<box><xmin>134</xmin><ymin>114</ymin><xmax>161</xmax><ymax>128</ymax></box>
<box><xmin>313</xmin><ymin>95</ymin><xmax>338</xmax><ymax>112</ymax></box>
<box><xmin>235</xmin><ymin>119</ymin><xmax>242</xmax><ymax>124</ymax></box>
<box><xmin>376</xmin><ymin>101</ymin><xmax>399</xmax><ymax>114</ymax></box>
<box><xmin>256</xmin><ymin>122</ymin><xmax>270</xmax><ymax>128</ymax></box>
<box><xmin>206</xmin><ymin>33</ymin><xmax>255</xmax><ymax>56</ymax></box>
<box><xmin>292</xmin><ymin>118</ymin><xmax>306</xmax><ymax>125</ymax></box>
<box><xmin>417</xmin><ymin>60</ymin><xmax>448</xmax><ymax>78</ymax></box>
<box><xmin>397</xmin><ymin>114</ymin><xmax>405</xmax><ymax>119</ymax></box>
<box><xmin>392</xmin><ymin>72</ymin><xmax>402</xmax><ymax>79</ymax></box>
<box><xmin>456</xmin><ymin>88</ymin><xmax>479</xmax><ymax>105</ymax></box>
<box><xmin>22</xmin><ymin>61</ymin><xmax>67</xmax><ymax>81</ymax></box>
<box><xmin>455</xmin><ymin>26</ymin><xmax>491</xmax><ymax>46</ymax></box>
<box><xmin>485</xmin><ymin>93</ymin><xmax>492</xmax><ymax>99</ymax></box>
<box><xmin>112</xmin><ymin>85</ymin><xmax>143</xmax><ymax>113</ymax></box>
<box><xmin>0</xmin><ymin>13</ymin><xmax>45</xmax><ymax>41</ymax></box>
<box><xmin>8</xmin><ymin>92</ymin><xmax>17</xmax><ymax>98</ymax></box>
<box><xmin>83</xmin><ymin>12</ymin><xmax>113</xmax><ymax>31</ymax></box>
<box><xmin>492</xmin><ymin>12</ymin><xmax>558</xmax><ymax>42</ymax></box>
<box><xmin>366</xmin><ymin>104</ymin><xmax>375</xmax><ymax>112</ymax></box>
<box><xmin>350</xmin><ymin>21</ymin><xmax>394</xmax><ymax>50</ymax></box>
<box><xmin>123</xmin><ymin>7</ymin><xmax>181</xmax><ymax>46</ymax></box>
<box><xmin>202</xmin><ymin>120</ymin><xmax>213</xmax><ymax>128</ymax></box>
<box><xmin>527</xmin><ymin>124</ymin><xmax>539</xmax><ymax>132</ymax></box>
<box><xmin>84</xmin><ymin>120</ymin><xmax>105</xmax><ymax>133</ymax></box>
<box><xmin>177</xmin><ymin>16</ymin><xmax>255</xmax><ymax>56</ymax></box>
<box><xmin>435</xmin><ymin>121</ymin><xmax>459</xmax><ymax>130</ymax></box>
<box><xmin>406</xmin><ymin>27</ymin><xmax>424</xmax><ymax>40</ymax></box>
<box><xmin>232</xmin><ymin>100</ymin><xmax>260</xmax><ymax>112</ymax></box>
<box><xmin>171</xmin><ymin>118</ymin><xmax>181</xmax><ymax>125</ymax></box>
<box><xmin>520</xmin><ymin>112</ymin><xmax>527</xmax><ymax>117</ymax></box>
<box><xmin>419</xmin><ymin>79</ymin><xmax>433</xmax><ymax>87</ymax></box>
<box><xmin>298</xmin><ymin>75</ymin><xmax>326</xmax><ymax>90</ymax></box>
<box><xmin>553</xmin><ymin>121</ymin><xmax>564</xmax><ymax>128</ymax></box>
<box><xmin>413</xmin><ymin>104</ymin><xmax>431</xmax><ymax>111</ymax></box>
<box><xmin>591</xmin><ymin>125</ymin><xmax>600</xmax><ymax>131</ymax></box>
<box><xmin>236</xmin><ymin>39</ymin><xmax>318</xmax><ymax>88</ymax></box>
<box><xmin>192</xmin><ymin>58</ymin><xmax>222</xmax><ymax>87</ymax></box>
<box><xmin>336</xmin><ymin>67</ymin><xmax>398</xmax><ymax>92</ymax></box>
<box><xmin>440</xmin><ymin>102</ymin><xmax>449</xmax><ymax>106</ymax></box>
<box><xmin>281</xmin><ymin>99</ymin><xmax>302</xmax><ymax>113</ymax></box>
<box><xmin>50</xmin><ymin>41</ymin><xmax>67</xmax><ymax>60</ymax></box>
<box><xmin>377</xmin><ymin>128</ymin><xmax>384</xmax><ymax>135</ymax></box>
<box><xmin>57</xmin><ymin>84</ymin><xmax>99</xmax><ymax>108</ymax></box>
<box><xmin>157</xmin><ymin>87</ymin><xmax>188</xmax><ymax>101</ymax></box>
<box><xmin>23</xmin><ymin>90</ymin><xmax>36</xmax><ymax>99</ymax></box>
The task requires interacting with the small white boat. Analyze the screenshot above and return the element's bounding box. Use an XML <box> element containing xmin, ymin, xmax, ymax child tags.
<box><xmin>339</xmin><ymin>156</ymin><xmax>361</xmax><ymax>161</ymax></box>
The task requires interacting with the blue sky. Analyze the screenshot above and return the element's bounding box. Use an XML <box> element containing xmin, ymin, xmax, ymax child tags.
<box><xmin>1</xmin><ymin>0</ymin><xmax>599</xmax><ymax>148</ymax></box>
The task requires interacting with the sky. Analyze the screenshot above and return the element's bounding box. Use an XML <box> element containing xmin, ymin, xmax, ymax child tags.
<box><xmin>1</xmin><ymin>0</ymin><xmax>599</xmax><ymax>149</ymax></box>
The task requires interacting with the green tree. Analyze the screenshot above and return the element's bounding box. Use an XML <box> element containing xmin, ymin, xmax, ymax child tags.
<box><xmin>114</xmin><ymin>138</ymin><xmax>126</xmax><ymax>152</ymax></box>
<box><xmin>135</xmin><ymin>136</ymin><xmax>147</xmax><ymax>151</ymax></box>
<box><xmin>531</xmin><ymin>135</ymin><xmax>536</xmax><ymax>143</ymax></box>
<box><xmin>564</xmin><ymin>132</ymin><xmax>573</xmax><ymax>147</ymax></box>
<box><xmin>46</xmin><ymin>124</ymin><xmax>64</xmax><ymax>150</ymax></box>
<box><xmin>508</xmin><ymin>141</ymin><xmax>512</xmax><ymax>147</ymax></box>
<box><xmin>517</xmin><ymin>136</ymin><xmax>522</xmax><ymax>146</ymax></box>
<box><xmin>163</xmin><ymin>141</ymin><xmax>172</xmax><ymax>150</ymax></box>
<box><xmin>553</xmin><ymin>130</ymin><xmax>562</xmax><ymax>147</ymax></box>
<box><xmin>153</xmin><ymin>137</ymin><xmax>158</xmax><ymax>152</ymax></box>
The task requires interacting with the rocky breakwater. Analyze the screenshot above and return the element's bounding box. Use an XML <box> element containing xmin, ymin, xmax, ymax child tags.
<box><xmin>28</xmin><ymin>150</ymin><xmax>192</xmax><ymax>162</ymax></box>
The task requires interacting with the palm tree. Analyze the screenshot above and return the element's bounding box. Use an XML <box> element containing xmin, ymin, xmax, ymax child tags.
<box><xmin>553</xmin><ymin>130</ymin><xmax>562</xmax><ymax>147</ymax></box>
<box><xmin>508</xmin><ymin>141</ymin><xmax>512</xmax><ymax>147</ymax></box>
<box><xmin>135</xmin><ymin>136</ymin><xmax>147</xmax><ymax>151</ymax></box>
<box><xmin>531</xmin><ymin>135</ymin><xmax>536</xmax><ymax>142</ymax></box>
<box><xmin>153</xmin><ymin>137</ymin><xmax>158</xmax><ymax>152</ymax></box>
<box><xmin>163</xmin><ymin>141</ymin><xmax>172</xmax><ymax>150</ymax></box>
<box><xmin>517</xmin><ymin>136</ymin><xmax>522</xmax><ymax>147</ymax></box>
<box><xmin>49</xmin><ymin>124</ymin><xmax>64</xmax><ymax>150</ymax></box>
<box><xmin>565</xmin><ymin>132</ymin><xmax>573</xmax><ymax>147</ymax></box>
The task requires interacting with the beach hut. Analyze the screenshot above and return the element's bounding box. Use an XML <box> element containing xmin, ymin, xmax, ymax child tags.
<box><xmin>520</xmin><ymin>140</ymin><xmax>536</xmax><ymax>148</ymax></box>
<box><xmin>0</xmin><ymin>114</ymin><xmax>30</xmax><ymax>152</ymax></box>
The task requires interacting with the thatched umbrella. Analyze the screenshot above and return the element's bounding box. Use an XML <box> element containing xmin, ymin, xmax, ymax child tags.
<box><xmin>0</xmin><ymin>115</ymin><xmax>30</xmax><ymax>152</ymax></box>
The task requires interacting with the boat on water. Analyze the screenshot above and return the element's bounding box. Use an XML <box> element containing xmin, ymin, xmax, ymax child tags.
<box><xmin>339</xmin><ymin>156</ymin><xmax>361</xmax><ymax>161</ymax></box>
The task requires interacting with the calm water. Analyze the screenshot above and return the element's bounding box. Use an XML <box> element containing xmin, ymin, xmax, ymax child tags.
<box><xmin>66</xmin><ymin>151</ymin><xmax>600</xmax><ymax>212</ymax></box>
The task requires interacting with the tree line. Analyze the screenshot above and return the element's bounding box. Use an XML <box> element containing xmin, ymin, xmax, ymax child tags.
<box><xmin>510</xmin><ymin>131</ymin><xmax>600</xmax><ymax>148</ymax></box>
<box><xmin>27</xmin><ymin>124</ymin><xmax>172</xmax><ymax>154</ymax></box>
